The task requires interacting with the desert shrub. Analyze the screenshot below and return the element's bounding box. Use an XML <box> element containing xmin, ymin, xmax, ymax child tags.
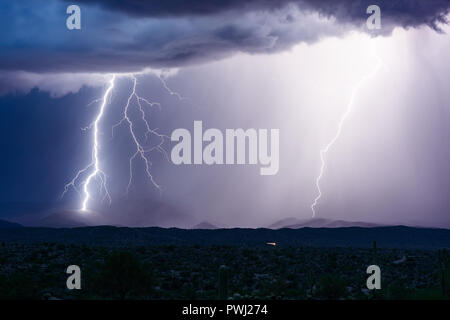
<box><xmin>0</xmin><ymin>271</ymin><xmax>41</xmax><ymax>300</ymax></box>
<box><xmin>384</xmin><ymin>282</ymin><xmax>413</xmax><ymax>300</ymax></box>
<box><xmin>92</xmin><ymin>251</ymin><xmax>154</xmax><ymax>299</ymax></box>
<box><xmin>316</xmin><ymin>274</ymin><xmax>348</xmax><ymax>300</ymax></box>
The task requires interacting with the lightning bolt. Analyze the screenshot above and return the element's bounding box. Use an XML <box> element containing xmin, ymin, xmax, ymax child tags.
<box><xmin>158</xmin><ymin>75</ymin><xmax>191</xmax><ymax>103</ymax></box>
<box><xmin>62</xmin><ymin>75</ymin><xmax>116</xmax><ymax>211</ymax></box>
<box><xmin>310</xmin><ymin>41</ymin><xmax>383</xmax><ymax>217</ymax></box>
<box><xmin>62</xmin><ymin>71</ymin><xmax>186</xmax><ymax>212</ymax></box>
<box><xmin>111</xmin><ymin>75</ymin><xmax>168</xmax><ymax>195</ymax></box>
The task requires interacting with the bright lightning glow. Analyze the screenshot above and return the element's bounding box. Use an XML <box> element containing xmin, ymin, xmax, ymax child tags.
<box><xmin>111</xmin><ymin>75</ymin><xmax>168</xmax><ymax>195</ymax></box>
<box><xmin>63</xmin><ymin>71</ymin><xmax>186</xmax><ymax>213</ymax></box>
<box><xmin>310</xmin><ymin>41</ymin><xmax>383</xmax><ymax>217</ymax></box>
<box><xmin>80</xmin><ymin>75</ymin><xmax>116</xmax><ymax>211</ymax></box>
<box><xmin>62</xmin><ymin>75</ymin><xmax>116</xmax><ymax>212</ymax></box>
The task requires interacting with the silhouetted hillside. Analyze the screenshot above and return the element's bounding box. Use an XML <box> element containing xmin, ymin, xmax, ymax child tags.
<box><xmin>0</xmin><ymin>219</ymin><xmax>22</xmax><ymax>228</ymax></box>
<box><xmin>0</xmin><ymin>225</ymin><xmax>450</xmax><ymax>249</ymax></box>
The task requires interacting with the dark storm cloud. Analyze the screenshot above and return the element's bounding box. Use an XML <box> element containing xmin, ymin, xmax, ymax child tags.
<box><xmin>68</xmin><ymin>0</ymin><xmax>286</xmax><ymax>17</ymax></box>
<box><xmin>72</xmin><ymin>0</ymin><xmax>450</xmax><ymax>30</ymax></box>
<box><xmin>0</xmin><ymin>0</ymin><xmax>449</xmax><ymax>76</ymax></box>
<box><xmin>306</xmin><ymin>0</ymin><xmax>450</xmax><ymax>31</ymax></box>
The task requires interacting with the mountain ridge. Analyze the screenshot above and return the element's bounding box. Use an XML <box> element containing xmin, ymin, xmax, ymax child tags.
<box><xmin>0</xmin><ymin>219</ymin><xmax>23</xmax><ymax>228</ymax></box>
<box><xmin>0</xmin><ymin>225</ymin><xmax>449</xmax><ymax>249</ymax></box>
<box><xmin>269</xmin><ymin>217</ymin><xmax>382</xmax><ymax>229</ymax></box>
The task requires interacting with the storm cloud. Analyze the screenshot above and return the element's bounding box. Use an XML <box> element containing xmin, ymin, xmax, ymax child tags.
<box><xmin>0</xmin><ymin>0</ymin><xmax>449</xmax><ymax>76</ymax></box>
<box><xmin>71</xmin><ymin>0</ymin><xmax>450</xmax><ymax>31</ymax></box>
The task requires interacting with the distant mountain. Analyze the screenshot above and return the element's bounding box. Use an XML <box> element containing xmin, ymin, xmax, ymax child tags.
<box><xmin>4</xmin><ymin>198</ymin><xmax>195</xmax><ymax>228</ymax></box>
<box><xmin>0</xmin><ymin>219</ymin><xmax>23</xmax><ymax>228</ymax></box>
<box><xmin>269</xmin><ymin>217</ymin><xmax>304</xmax><ymax>229</ymax></box>
<box><xmin>192</xmin><ymin>221</ymin><xmax>218</xmax><ymax>229</ymax></box>
<box><xmin>269</xmin><ymin>217</ymin><xmax>381</xmax><ymax>229</ymax></box>
<box><xmin>37</xmin><ymin>211</ymin><xmax>98</xmax><ymax>228</ymax></box>
<box><xmin>319</xmin><ymin>219</ymin><xmax>380</xmax><ymax>228</ymax></box>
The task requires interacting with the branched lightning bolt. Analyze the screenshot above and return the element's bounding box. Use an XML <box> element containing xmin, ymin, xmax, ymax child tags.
<box><xmin>62</xmin><ymin>71</ymin><xmax>186</xmax><ymax>212</ymax></box>
<box><xmin>62</xmin><ymin>75</ymin><xmax>116</xmax><ymax>211</ymax></box>
<box><xmin>310</xmin><ymin>41</ymin><xmax>382</xmax><ymax>217</ymax></box>
<box><xmin>158</xmin><ymin>75</ymin><xmax>191</xmax><ymax>103</ymax></box>
<box><xmin>111</xmin><ymin>75</ymin><xmax>168</xmax><ymax>195</ymax></box>
<box><xmin>157</xmin><ymin>73</ymin><xmax>200</xmax><ymax>110</ymax></box>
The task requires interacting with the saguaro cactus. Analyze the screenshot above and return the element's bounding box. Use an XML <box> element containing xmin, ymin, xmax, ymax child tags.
<box><xmin>218</xmin><ymin>265</ymin><xmax>229</xmax><ymax>300</ymax></box>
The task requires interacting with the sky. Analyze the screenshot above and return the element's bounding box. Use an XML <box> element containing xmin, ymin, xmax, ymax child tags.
<box><xmin>1</xmin><ymin>0</ymin><xmax>450</xmax><ymax>228</ymax></box>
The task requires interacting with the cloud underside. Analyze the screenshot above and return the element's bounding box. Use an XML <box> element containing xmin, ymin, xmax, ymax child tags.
<box><xmin>1</xmin><ymin>0</ymin><xmax>449</xmax><ymax>75</ymax></box>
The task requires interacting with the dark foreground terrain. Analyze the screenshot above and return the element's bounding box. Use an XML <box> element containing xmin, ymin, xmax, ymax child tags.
<box><xmin>0</xmin><ymin>226</ymin><xmax>450</xmax><ymax>300</ymax></box>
